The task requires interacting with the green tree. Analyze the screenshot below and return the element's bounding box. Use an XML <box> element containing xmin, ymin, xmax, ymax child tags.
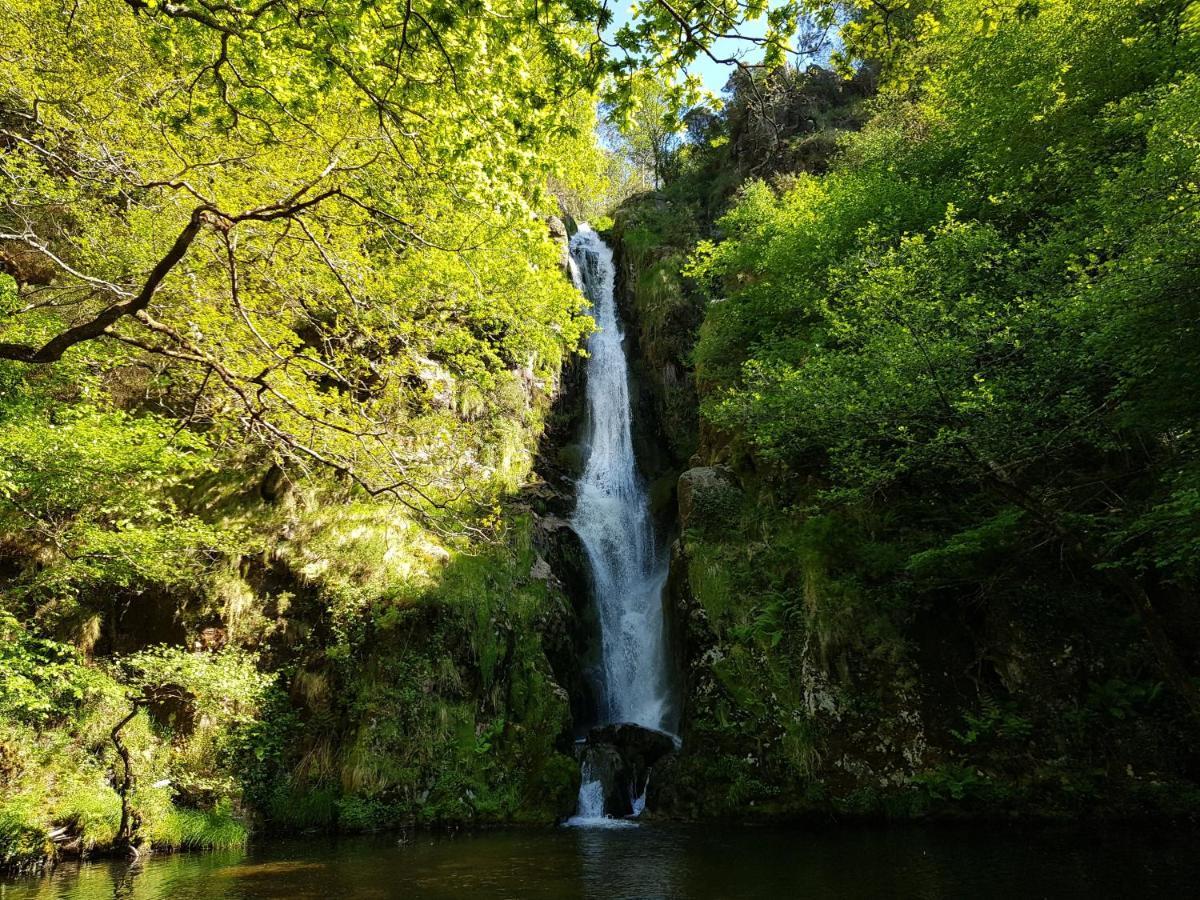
<box><xmin>609</xmin><ymin>72</ymin><xmax>687</xmax><ymax>189</ymax></box>
<box><xmin>691</xmin><ymin>0</ymin><xmax>1200</xmax><ymax>714</ymax></box>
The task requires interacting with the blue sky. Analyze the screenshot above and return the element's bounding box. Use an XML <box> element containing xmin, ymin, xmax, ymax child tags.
<box><xmin>604</xmin><ymin>1</ymin><xmax>832</xmax><ymax>95</ymax></box>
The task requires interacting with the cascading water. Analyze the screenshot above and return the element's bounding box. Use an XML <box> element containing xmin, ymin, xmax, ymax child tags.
<box><xmin>575</xmin><ymin>760</ymin><xmax>607</xmax><ymax>820</ymax></box>
<box><xmin>565</xmin><ymin>224</ymin><xmax>674</xmax><ymax>827</ymax></box>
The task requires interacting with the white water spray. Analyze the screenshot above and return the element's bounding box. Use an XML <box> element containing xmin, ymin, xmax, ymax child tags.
<box><xmin>565</xmin><ymin>224</ymin><xmax>674</xmax><ymax>827</ymax></box>
<box><xmin>566</xmin><ymin>757</ymin><xmax>637</xmax><ymax>829</ymax></box>
<box><xmin>569</xmin><ymin>224</ymin><xmax>673</xmax><ymax>733</ymax></box>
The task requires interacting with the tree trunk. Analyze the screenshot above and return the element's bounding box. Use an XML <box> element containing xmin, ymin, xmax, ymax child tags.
<box><xmin>111</xmin><ymin>700</ymin><xmax>142</xmax><ymax>854</ymax></box>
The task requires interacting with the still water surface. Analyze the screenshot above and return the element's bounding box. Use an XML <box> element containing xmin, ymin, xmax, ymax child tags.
<box><xmin>3</xmin><ymin>824</ymin><xmax>1197</xmax><ymax>899</ymax></box>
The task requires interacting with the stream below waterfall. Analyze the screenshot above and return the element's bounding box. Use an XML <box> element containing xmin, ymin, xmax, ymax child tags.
<box><xmin>5</xmin><ymin>825</ymin><xmax>1199</xmax><ymax>899</ymax></box>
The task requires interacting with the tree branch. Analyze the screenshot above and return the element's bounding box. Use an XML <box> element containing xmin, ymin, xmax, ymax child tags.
<box><xmin>0</xmin><ymin>209</ymin><xmax>208</xmax><ymax>362</ymax></box>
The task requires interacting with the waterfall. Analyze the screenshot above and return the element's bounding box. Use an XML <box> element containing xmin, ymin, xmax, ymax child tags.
<box><xmin>565</xmin><ymin>224</ymin><xmax>674</xmax><ymax>827</ymax></box>
<box><xmin>575</xmin><ymin>759</ymin><xmax>606</xmax><ymax>820</ymax></box>
<box><xmin>566</xmin><ymin>756</ymin><xmax>636</xmax><ymax>829</ymax></box>
<box><xmin>630</xmin><ymin>772</ymin><xmax>650</xmax><ymax>818</ymax></box>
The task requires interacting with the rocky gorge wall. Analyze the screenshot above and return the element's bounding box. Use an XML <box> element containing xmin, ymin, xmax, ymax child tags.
<box><xmin>599</xmin><ymin>202</ymin><xmax>1200</xmax><ymax>824</ymax></box>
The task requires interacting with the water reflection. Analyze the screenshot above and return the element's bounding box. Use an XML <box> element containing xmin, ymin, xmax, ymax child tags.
<box><xmin>577</xmin><ymin>826</ymin><xmax>681</xmax><ymax>900</ymax></box>
<box><xmin>3</xmin><ymin>824</ymin><xmax>1196</xmax><ymax>899</ymax></box>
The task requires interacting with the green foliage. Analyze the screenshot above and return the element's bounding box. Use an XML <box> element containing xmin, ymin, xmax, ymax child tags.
<box><xmin>0</xmin><ymin>0</ymin><xmax>832</xmax><ymax>517</ymax></box>
<box><xmin>950</xmin><ymin>696</ymin><xmax>1034</xmax><ymax>747</ymax></box>
<box><xmin>0</xmin><ymin>402</ymin><xmax>238</xmax><ymax>600</ymax></box>
<box><xmin>2</xmin><ymin>0</ymin><xmax>1198</xmax><ymax>865</ymax></box>
<box><xmin>123</xmin><ymin>645</ymin><xmax>272</xmax><ymax>725</ymax></box>
<box><xmin>702</xmin><ymin>0</ymin><xmax>1199</xmax><ymax>490</ymax></box>
<box><xmin>607</xmin><ymin>0</ymin><xmax>806</xmax><ymax>104</ymax></box>
<box><xmin>0</xmin><ymin>800</ymin><xmax>49</xmax><ymax>871</ymax></box>
<box><xmin>912</xmin><ymin>764</ymin><xmax>995</xmax><ymax>804</ymax></box>
<box><xmin>0</xmin><ymin>612</ymin><xmax>103</xmax><ymax>726</ymax></box>
<box><xmin>0</xmin><ymin>615</ymin><xmax>274</xmax><ymax>868</ymax></box>
<box><xmin>0</xmin><ymin>0</ymin><xmax>600</xmax><ymax>514</ymax></box>
<box><xmin>692</xmin><ymin>0</ymin><xmax>1200</xmax><ymax>620</ymax></box>
<box><xmin>225</xmin><ymin>510</ymin><xmax>577</xmax><ymax>836</ymax></box>
<box><xmin>0</xmin><ymin>620</ymin><xmax>129</xmax><ymax>868</ymax></box>
<box><xmin>905</xmin><ymin>508</ymin><xmax>1025</xmax><ymax>586</ymax></box>
<box><xmin>1085</xmin><ymin>678</ymin><xmax>1164</xmax><ymax>724</ymax></box>
<box><xmin>0</xmin><ymin>0</ymin><xmax>627</xmax><ymax>864</ymax></box>
<box><xmin>601</xmin><ymin>0</ymin><xmax>1200</xmax><ymax>821</ymax></box>
<box><xmin>144</xmin><ymin>803</ymin><xmax>247</xmax><ymax>851</ymax></box>
<box><xmin>606</xmin><ymin>71</ymin><xmax>686</xmax><ymax>190</ymax></box>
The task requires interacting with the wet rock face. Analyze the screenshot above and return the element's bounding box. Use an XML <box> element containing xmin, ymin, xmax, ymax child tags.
<box><xmin>526</xmin><ymin>333</ymin><xmax>595</xmax><ymax>736</ymax></box>
<box><xmin>580</xmin><ymin>722</ymin><xmax>679</xmax><ymax>816</ymax></box>
<box><xmin>577</xmin><ymin>742</ymin><xmax>626</xmax><ymax>814</ymax></box>
<box><xmin>534</xmin><ymin>514</ymin><xmax>589</xmax><ymax>603</ymax></box>
<box><xmin>533</xmin><ymin>514</ymin><xmax>603</xmax><ymax>732</ymax></box>
<box><xmin>547</xmin><ymin>215</ymin><xmax>569</xmax><ymax>240</ymax></box>
<box><xmin>607</xmin><ymin>207</ymin><xmax>704</xmax><ymax>473</ymax></box>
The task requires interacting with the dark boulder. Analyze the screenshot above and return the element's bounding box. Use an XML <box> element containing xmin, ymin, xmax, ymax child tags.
<box><xmin>533</xmin><ymin>515</ymin><xmax>603</xmax><ymax>732</ymax></box>
<box><xmin>587</xmin><ymin>722</ymin><xmax>678</xmax><ymax>763</ymax></box>
<box><xmin>578</xmin><ymin>722</ymin><xmax>679</xmax><ymax>816</ymax></box>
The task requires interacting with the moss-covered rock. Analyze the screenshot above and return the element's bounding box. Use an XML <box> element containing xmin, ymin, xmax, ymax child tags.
<box><xmin>677</xmin><ymin>467</ymin><xmax>741</xmax><ymax>533</ymax></box>
<box><xmin>606</xmin><ymin>199</ymin><xmax>705</xmax><ymax>476</ymax></box>
<box><xmin>646</xmin><ymin>475</ymin><xmax>1200</xmax><ymax>823</ymax></box>
<box><xmin>555</xmin><ymin>442</ymin><xmax>586</xmax><ymax>478</ymax></box>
